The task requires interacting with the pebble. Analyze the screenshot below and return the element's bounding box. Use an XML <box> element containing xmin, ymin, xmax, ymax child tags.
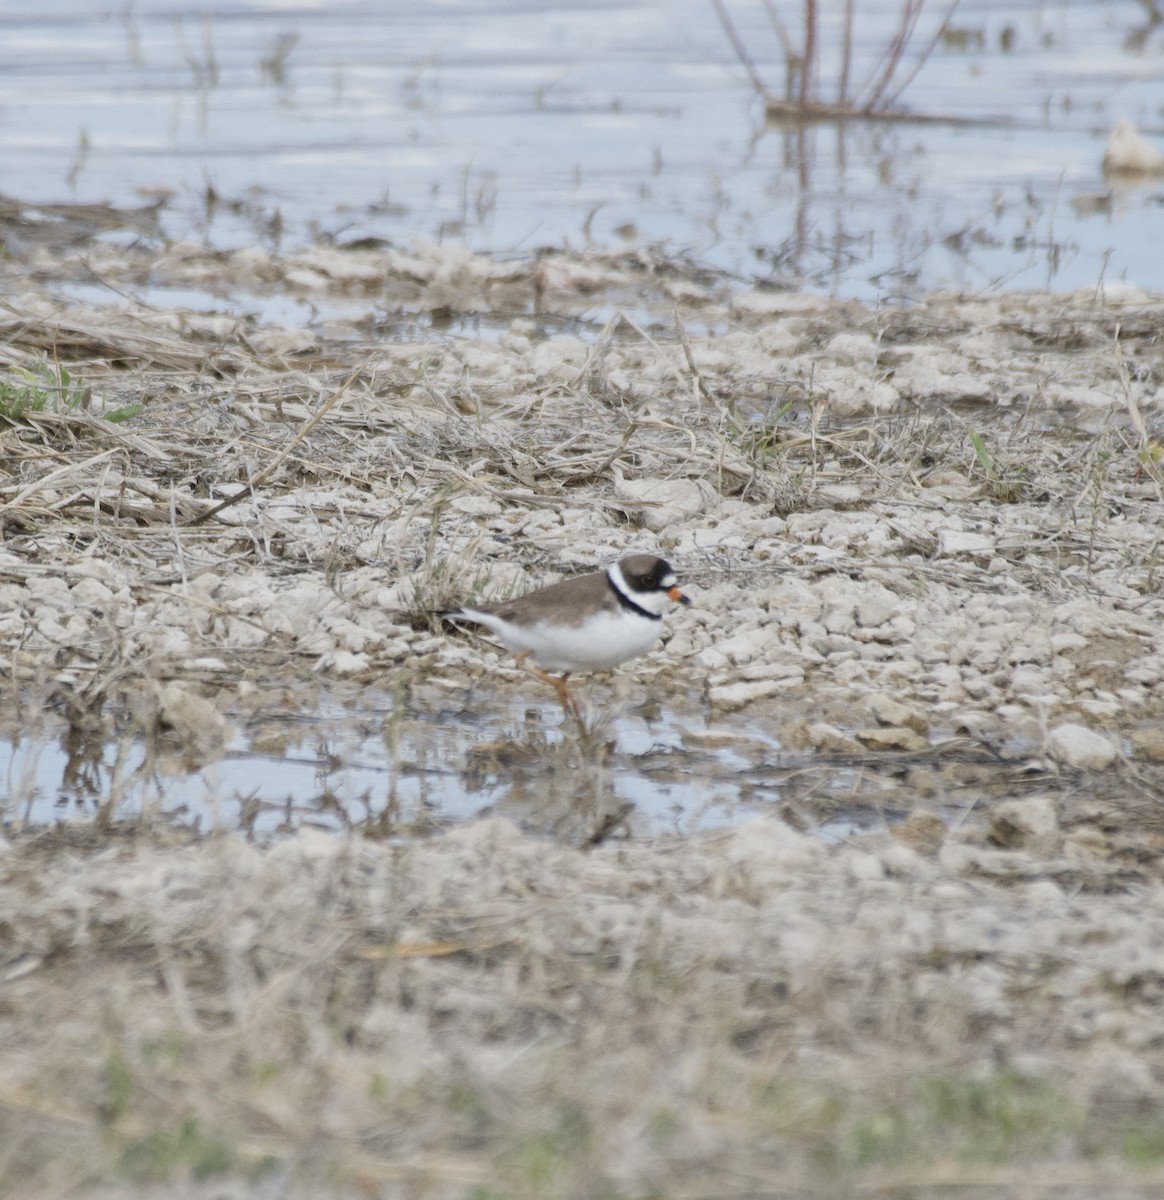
<box><xmin>708</xmin><ymin>679</ymin><xmax>787</xmax><ymax>711</ymax></box>
<box><xmin>987</xmin><ymin>795</ymin><xmax>1061</xmax><ymax>857</ymax></box>
<box><xmin>805</xmin><ymin>722</ymin><xmax>861</xmax><ymax>753</ymax></box>
<box><xmin>314</xmin><ymin>651</ymin><xmax>372</xmax><ymax>676</ymax></box>
<box><xmin>613</xmin><ymin>476</ymin><xmax>716</xmax><ymax>532</ymax></box>
<box><xmin>1103</xmin><ymin>116</ymin><xmax>1164</xmax><ymax>175</ymax></box>
<box><xmin>738</xmin><ymin>662</ymin><xmax>805</xmax><ymax>685</ymax></box>
<box><xmin>713</xmin><ymin>628</ymin><xmax>770</xmax><ymax>666</ymax></box>
<box><xmin>892</xmin><ymin>813</ymin><xmax>947</xmax><ymax>855</ymax></box>
<box><xmin>1130</xmin><ymin>727</ymin><xmax>1164</xmax><ymax>762</ymax></box>
<box><xmin>1045</xmin><ymin>723</ymin><xmax>1118</xmax><ymax>769</ymax></box>
<box><xmin>855</xmin><ymin>726</ymin><xmax>928</xmax><ymax>752</ymax></box>
<box><xmin>855</xmin><ymin>587</ymin><xmax>899</xmax><ymax>628</ymax></box>
<box><xmin>937</xmin><ymin>529</ymin><xmax>994</xmax><ymax>557</ymax></box>
<box><xmin>867</xmin><ymin>694</ymin><xmax>927</xmax><ymax>732</ymax></box>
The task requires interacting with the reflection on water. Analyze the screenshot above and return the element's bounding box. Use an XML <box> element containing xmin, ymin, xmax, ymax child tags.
<box><xmin>0</xmin><ymin>682</ymin><xmax>1048</xmax><ymax>844</ymax></box>
<box><xmin>1</xmin><ymin>0</ymin><xmax>1161</xmax><ymax>298</ymax></box>
<box><xmin>0</xmin><ymin>689</ymin><xmax>788</xmax><ymax>840</ymax></box>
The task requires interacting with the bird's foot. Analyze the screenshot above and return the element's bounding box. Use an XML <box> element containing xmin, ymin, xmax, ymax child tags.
<box><xmin>515</xmin><ymin>653</ymin><xmax>583</xmax><ymax>723</ymax></box>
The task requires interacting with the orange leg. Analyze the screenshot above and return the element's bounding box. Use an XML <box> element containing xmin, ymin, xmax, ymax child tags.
<box><xmin>515</xmin><ymin>652</ymin><xmax>580</xmax><ymax>718</ymax></box>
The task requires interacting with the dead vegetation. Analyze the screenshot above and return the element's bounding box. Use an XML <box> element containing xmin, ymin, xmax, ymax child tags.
<box><xmin>5</xmin><ymin>811</ymin><xmax>1164</xmax><ymax>1198</ymax></box>
<box><xmin>711</xmin><ymin>0</ymin><xmax>964</xmax><ymax>121</ymax></box>
<box><xmin>2</xmin><ymin>248</ymin><xmax>1164</xmax><ymax>1195</ymax></box>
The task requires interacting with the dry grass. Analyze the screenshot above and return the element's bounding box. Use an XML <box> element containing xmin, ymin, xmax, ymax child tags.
<box><xmin>0</xmin><ymin>280</ymin><xmax>1161</xmax><ymax>699</ymax></box>
<box><xmin>2</xmin><ymin>264</ymin><xmax>1164</xmax><ymax>1196</ymax></box>
<box><xmin>2</xmin><ymin>313</ymin><xmax>1161</xmax><ymax>568</ymax></box>
<box><xmin>4</xmin><ymin>813</ymin><xmax>1164</xmax><ymax>1198</ymax></box>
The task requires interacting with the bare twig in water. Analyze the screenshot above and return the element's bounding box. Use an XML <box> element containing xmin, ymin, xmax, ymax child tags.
<box><xmin>708</xmin><ymin>0</ymin><xmax>775</xmax><ymax>107</ymax></box>
<box><xmin>800</xmin><ymin>0</ymin><xmax>817</xmax><ymax>110</ymax></box>
<box><xmin>871</xmin><ymin>0</ymin><xmax>963</xmax><ymax>113</ymax></box>
<box><xmin>712</xmin><ymin>0</ymin><xmax>962</xmax><ymax>121</ymax></box>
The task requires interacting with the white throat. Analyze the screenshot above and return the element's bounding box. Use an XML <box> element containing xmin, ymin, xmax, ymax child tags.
<box><xmin>607</xmin><ymin>560</ymin><xmax>668</xmax><ymax>618</ymax></box>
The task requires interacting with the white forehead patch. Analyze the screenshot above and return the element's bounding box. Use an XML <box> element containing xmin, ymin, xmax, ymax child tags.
<box><xmin>660</xmin><ymin>572</ymin><xmax>676</xmax><ymax>589</ymax></box>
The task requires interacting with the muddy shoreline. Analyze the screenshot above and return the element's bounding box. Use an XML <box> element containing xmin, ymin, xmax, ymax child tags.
<box><xmin>2</xmin><ymin>235</ymin><xmax>1164</xmax><ymax>1195</ymax></box>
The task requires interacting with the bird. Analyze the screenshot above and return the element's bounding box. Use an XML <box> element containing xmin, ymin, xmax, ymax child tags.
<box><xmin>442</xmin><ymin>554</ymin><xmax>691</xmax><ymax>716</ymax></box>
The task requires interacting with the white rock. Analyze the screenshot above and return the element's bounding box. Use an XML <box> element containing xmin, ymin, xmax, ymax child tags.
<box><xmin>856</xmin><ymin>586</ymin><xmax>899</xmax><ymax>628</ymax></box>
<box><xmin>730</xmin><ymin>290</ymin><xmax>835</xmax><ymax>316</ymax></box>
<box><xmin>806</xmin><ymin>722</ymin><xmax>860</xmax><ymax>752</ymax></box>
<box><xmin>825</xmin><ymin>332</ymin><xmax>878</xmax><ymax>365</ymax></box>
<box><xmin>815</xmin><ymin>484</ymin><xmax>864</xmax><ymax>505</ymax></box>
<box><xmin>708</xmin><ymin>679</ymin><xmax>786</xmax><ymax>710</ymax></box>
<box><xmin>713</xmin><ymin>628</ymin><xmax>770</xmax><ymax>666</ymax></box>
<box><xmin>868</xmin><ymin>694</ymin><xmax>926</xmax><ymax>732</ymax></box>
<box><xmin>1103</xmin><ymin>116</ymin><xmax>1164</xmax><ymax>176</ymax></box>
<box><xmin>612</xmin><ymin>475</ymin><xmax>716</xmax><ymax>532</ymax></box>
<box><xmin>987</xmin><ymin>795</ymin><xmax>1060</xmax><ymax>857</ymax></box>
<box><xmin>314</xmin><ymin>650</ymin><xmax>372</xmax><ymax>676</ymax></box>
<box><xmin>937</xmin><ymin>529</ymin><xmax>994</xmax><ymax>557</ymax></box>
<box><xmin>283</xmin><ymin>267</ymin><xmax>329</xmax><ymax>291</ymax></box>
<box><xmin>1045</xmin><ymin>723</ymin><xmax>1118</xmax><ymax>769</ymax></box>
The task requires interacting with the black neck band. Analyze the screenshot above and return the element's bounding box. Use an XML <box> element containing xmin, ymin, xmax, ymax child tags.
<box><xmin>608</xmin><ymin>573</ymin><xmax>662</xmax><ymax>621</ymax></box>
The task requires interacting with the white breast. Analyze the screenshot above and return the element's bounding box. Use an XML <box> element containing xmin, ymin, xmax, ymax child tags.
<box><xmin>469</xmin><ymin>607</ymin><xmax>662</xmax><ymax>672</ymax></box>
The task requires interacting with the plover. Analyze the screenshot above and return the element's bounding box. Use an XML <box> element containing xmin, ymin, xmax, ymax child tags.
<box><xmin>443</xmin><ymin>554</ymin><xmax>691</xmax><ymax>715</ymax></box>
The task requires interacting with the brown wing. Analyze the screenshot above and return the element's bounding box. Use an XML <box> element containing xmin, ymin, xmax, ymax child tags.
<box><xmin>476</xmin><ymin>569</ymin><xmax>615</xmax><ymax>628</ymax></box>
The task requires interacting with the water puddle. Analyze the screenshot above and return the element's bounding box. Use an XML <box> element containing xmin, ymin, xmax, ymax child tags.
<box><xmin>0</xmin><ymin>689</ymin><xmax>774</xmax><ymax>839</ymax></box>
<box><xmin>2</xmin><ymin>0</ymin><xmax>1161</xmax><ymax>301</ymax></box>
<box><xmin>48</xmin><ymin>271</ymin><xmax>727</xmax><ymax>345</ymax></box>
<box><xmin>0</xmin><ymin>682</ymin><xmax>1019</xmax><ymax>844</ymax></box>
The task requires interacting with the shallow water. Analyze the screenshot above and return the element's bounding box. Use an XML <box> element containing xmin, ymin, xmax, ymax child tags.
<box><xmin>0</xmin><ymin>678</ymin><xmax>1039</xmax><ymax>843</ymax></box>
<box><xmin>3</xmin><ymin>0</ymin><xmax>1163</xmax><ymax>300</ymax></box>
<box><xmin>0</xmin><ymin>688</ymin><xmax>784</xmax><ymax>839</ymax></box>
